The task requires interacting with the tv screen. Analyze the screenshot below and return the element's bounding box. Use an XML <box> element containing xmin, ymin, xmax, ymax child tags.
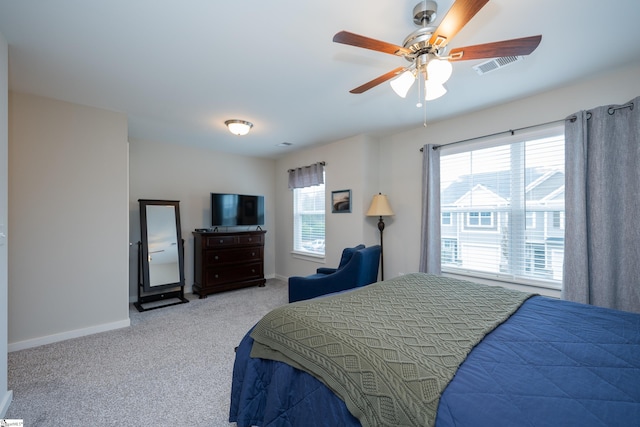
<box><xmin>211</xmin><ymin>193</ymin><xmax>265</xmax><ymax>226</ymax></box>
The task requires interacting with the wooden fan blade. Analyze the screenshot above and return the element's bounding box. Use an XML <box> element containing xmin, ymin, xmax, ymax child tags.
<box><xmin>349</xmin><ymin>67</ymin><xmax>406</xmax><ymax>94</ymax></box>
<box><xmin>333</xmin><ymin>31</ymin><xmax>412</xmax><ymax>57</ymax></box>
<box><xmin>448</xmin><ymin>35</ymin><xmax>542</xmax><ymax>61</ymax></box>
<box><xmin>428</xmin><ymin>0</ymin><xmax>489</xmax><ymax>47</ymax></box>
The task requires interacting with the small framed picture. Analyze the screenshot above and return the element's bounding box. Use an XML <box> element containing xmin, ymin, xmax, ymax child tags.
<box><xmin>331</xmin><ymin>190</ymin><xmax>351</xmax><ymax>213</ymax></box>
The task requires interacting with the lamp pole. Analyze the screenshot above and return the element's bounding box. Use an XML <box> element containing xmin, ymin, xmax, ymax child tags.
<box><xmin>377</xmin><ymin>215</ymin><xmax>386</xmax><ymax>280</ymax></box>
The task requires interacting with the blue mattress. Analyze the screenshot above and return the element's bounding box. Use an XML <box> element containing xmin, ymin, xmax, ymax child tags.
<box><xmin>230</xmin><ymin>296</ymin><xmax>640</xmax><ymax>426</ymax></box>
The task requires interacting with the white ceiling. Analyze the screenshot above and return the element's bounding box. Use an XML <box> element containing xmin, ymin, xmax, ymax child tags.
<box><xmin>1</xmin><ymin>0</ymin><xmax>640</xmax><ymax>159</ymax></box>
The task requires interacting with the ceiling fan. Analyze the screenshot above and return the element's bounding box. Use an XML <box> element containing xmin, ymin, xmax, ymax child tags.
<box><xmin>333</xmin><ymin>0</ymin><xmax>542</xmax><ymax>102</ymax></box>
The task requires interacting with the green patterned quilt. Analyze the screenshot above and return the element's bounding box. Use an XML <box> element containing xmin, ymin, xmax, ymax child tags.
<box><xmin>250</xmin><ymin>273</ymin><xmax>533</xmax><ymax>427</ymax></box>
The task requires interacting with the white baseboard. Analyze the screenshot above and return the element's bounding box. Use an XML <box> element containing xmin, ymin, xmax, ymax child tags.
<box><xmin>0</xmin><ymin>389</ymin><xmax>13</xmax><ymax>417</ymax></box>
<box><xmin>8</xmin><ymin>318</ymin><xmax>131</xmax><ymax>352</ymax></box>
<box><xmin>128</xmin><ymin>276</ymin><xmax>281</xmax><ymax>302</ymax></box>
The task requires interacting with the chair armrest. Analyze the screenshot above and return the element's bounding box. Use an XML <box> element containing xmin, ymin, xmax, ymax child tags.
<box><xmin>288</xmin><ymin>246</ymin><xmax>380</xmax><ymax>303</ymax></box>
<box><xmin>288</xmin><ymin>274</ymin><xmax>329</xmax><ymax>303</ymax></box>
<box><xmin>316</xmin><ymin>267</ymin><xmax>337</xmax><ymax>275</ymax></box>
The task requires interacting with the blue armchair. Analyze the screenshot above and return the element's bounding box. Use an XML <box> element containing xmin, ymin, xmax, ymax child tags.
<box><xmin>288</xmin><ymin>245</ymin><xmax>381</xmax><ymax>303</ymax></box>
<box><xmin>315</xmin><ymin>244</ymin><xmax>364</xmax><ymax>275</ymax></box>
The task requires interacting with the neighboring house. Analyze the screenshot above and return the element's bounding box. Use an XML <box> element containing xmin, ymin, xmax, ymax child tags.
<box><xmin>441</xmin><ymin>168</ymin><xmax>565</xmax><ymax>281</ymax></box>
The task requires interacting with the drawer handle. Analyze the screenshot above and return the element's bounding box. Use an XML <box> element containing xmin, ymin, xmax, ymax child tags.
<box><xmin>214</xmin><ymin>274</ymin><xmax>219</xmax><ymax>278</ymax></box>
<box><xmin>214</xmin><ymin>256</ymin><xmax>219</xmax><ymax>260</ymax></box>
<box><xmin>251</xmin><ymin>269</ymin><xmax>255</xmax><ymax>273</ymax></box>
<box><xmin>248</xmin><ymin>238</ymin><xmax>252</xmax><ymax>241</ymax></box>
<box><xmin>251</xmin><ymin>252</ymin><xmax>255</xmax><ymax>256</ymax></box>
<box><xmin>219</xmin><ymin>239</ymin><xmax>224</xmax><ymax>243</ymax></box>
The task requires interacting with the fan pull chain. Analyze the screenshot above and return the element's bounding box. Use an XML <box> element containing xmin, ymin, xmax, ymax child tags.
<box><xmin>423</xmin><ymin>100</ymin><xmax>427</xmax><ymax>127</ymax></box>
<box><xmin>417</xmin><ymin>75</ymin><xmax>427</xmax><ymax>127</ymax></box>
<box><xmin>416</xmin><ymin>74</ymin><xmax>423</xmax><ymax>109</ymax></box>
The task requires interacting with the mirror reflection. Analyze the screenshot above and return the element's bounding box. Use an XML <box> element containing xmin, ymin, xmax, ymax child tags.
<box><xmin>139</xmin><ymin>199</ymin><xmax>185</xmax><ymax>294</ymax></box>
<box><xmin>146</xmin><ymin>205</ymin><xmax>181</xmax><ymax>287</ymax></box>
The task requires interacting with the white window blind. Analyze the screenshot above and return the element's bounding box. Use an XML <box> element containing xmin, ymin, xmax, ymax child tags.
<box><xmin>440</xmin><ymin>125</ymin><xmax>565</xmax><ymax>287</ymax></box>
<box><xmin>293</xmin><ymin>182</ymin><xmax>325</xmax><ymax>255</ymax></box>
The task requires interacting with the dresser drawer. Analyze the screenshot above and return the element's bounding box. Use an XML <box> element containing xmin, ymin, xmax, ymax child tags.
<box><xmin>205</xmin><ymin>247</ymin><xmax>263</xmax><ymax>265</ymax></box>
<box><xmin>203</xmin><ymin>262</ymin><xmax>264</xmax><ymax>287</ymax></box>
<box><xmin>238</xmin><ymin>233</ymin><xmax>263</xmax><ymax>245</ymax></box>
<box><xmin>204</xmin><ymin>235</ymin><xmax>236</xmax><ymax>248</ymax></box>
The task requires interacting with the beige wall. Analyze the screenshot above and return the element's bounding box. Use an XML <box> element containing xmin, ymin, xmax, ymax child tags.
<box><xmin>274</xmin><ymin>134</ymin><xmax>381</xmax><ymax>279</ymax></box>
<box><xmin>0</xmin><ymin>30</ymin><xmax>11</xmax><ymax>416</ymax></box>
<box><xmin>8</xmin><ymin>92</ymin><xmax>129</xmax><ymax>350</ymax></box>
<box><xmin>128</xmin><ymin>138</ymin><xmax>277</xmax><ymax>297</ymax></box>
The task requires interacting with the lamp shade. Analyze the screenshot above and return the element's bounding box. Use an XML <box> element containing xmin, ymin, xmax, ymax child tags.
<box><xmin>424</xmin><ymin>80</ymin><xmax>447</xmax><ymax>101</ymax></box>
<box><xmin>225</xmin><ymin>119</ymin><xmax>253</xmax><ymax>136</ymax></box>
<box><xmin>390</xmin><ymin>70</ymin><xmax>416</xmax><ymax>98</ymax></box>
<box><xmin>426</xmin><ymin>58</ymin><xmax>452</xmax><ymax>84</ymax></box>
<box><xmin>366</xmin><ymin>193</ymin><xmax>394</xmax><ymax>216</ymax></box>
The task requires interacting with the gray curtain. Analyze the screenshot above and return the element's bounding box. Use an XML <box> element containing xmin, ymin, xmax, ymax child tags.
<box><xmin>563</xmin><ymin>96</ymin><xmax>640</xmax><ymax>313</ymax></box>
<box><xmin>288</xmin><ymin>162</ymin><xmax>324</xmax><ymax>189</ymax></box>
<box><xmin>419</xmin><ymin>144</ymin><xmax>441</xmax><ymax>274</ymax></box>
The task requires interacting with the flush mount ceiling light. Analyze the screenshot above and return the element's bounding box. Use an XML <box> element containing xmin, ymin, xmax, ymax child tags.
<box><xmin>225</xmin><ymin>119</ymin><xmax>253</xmax><ymax>136</ymax></box>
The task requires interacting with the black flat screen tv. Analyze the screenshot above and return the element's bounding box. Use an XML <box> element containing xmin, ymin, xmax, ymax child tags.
<box><xmin>211</xmin><ymin>193</ymin><xmax>265</xmax><ymax>227</ymax></box>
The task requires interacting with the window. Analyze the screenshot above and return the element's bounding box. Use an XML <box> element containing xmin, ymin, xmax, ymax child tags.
<box><xmin>293</xmin><ymin>182</ymin><xmax>325</xmax><ymax>255</ymax></box>
<box><xmin>467</xmin><ymin>211</ymin><xmax>493</xmax><ymax>228</ymax></box>
<box><xmin>440</xmin><ymin>125</ymin><xmax>564</xmax><ymax>287</ymax></box>
<box><xmin>525</xmin><ymin>243</ymin><xmax>547</xmax><ymax>276</ymax></box>
<box><xmin>552</xmin><ymin>211</ymin><xmax>565</xmax><ymax>229</ymax></box>
<box><xmin>441</xmin><ymin>212</ymin><xmax>452</xmax><ymax>225</ymax></box>
<box><xmin>442</xmin><ymin>238</ymin><xmax>459</xmax><ymax>265</ymax></box>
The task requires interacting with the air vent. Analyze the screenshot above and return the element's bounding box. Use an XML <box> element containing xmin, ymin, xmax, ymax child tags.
<box><xmin>473</xmin><ymin>55</ymin><xmax>524</xmax><ymax>75</ymax></box>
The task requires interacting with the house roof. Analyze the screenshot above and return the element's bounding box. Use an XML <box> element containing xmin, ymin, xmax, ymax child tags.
<box><xmin>442</xmin><ymin>168</ymin><xmax>564</xmax><ymax>206</ymax></box>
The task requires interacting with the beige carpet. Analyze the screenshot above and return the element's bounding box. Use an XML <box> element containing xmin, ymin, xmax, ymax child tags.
<box><xmin>5</xmin><ymin>279</ymin><xmax>288</xmax><ymax>426</ymax></box>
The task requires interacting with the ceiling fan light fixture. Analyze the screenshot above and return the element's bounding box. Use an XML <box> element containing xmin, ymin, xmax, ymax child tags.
<box><xmin>225</xmin><ymin>119</ymin><xmax>253</xmax><ymax>136</ymax></box>
<box><xmin>426</xmin><ymin>58</ymin><xmax>453</xmax><ymax>84</ymax></box>
<box><xmin>390</xmin><ymin>70</ymin><xmax>416</xmax><ymax>98</ymax></box>
<box><xmin>332</xmin><ymin>0</ymin><xmax>542</xmax><ymax>110</ymax></box>
<box><xmin>424</xmin><ymin>80</ymin><xmax>447</xmax><ymax>100</ymax></box>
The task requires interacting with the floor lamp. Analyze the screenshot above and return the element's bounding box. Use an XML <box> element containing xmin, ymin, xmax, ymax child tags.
<box><xmin>366</xmin><ymin>193</ymin><xmax>394</xmax><ymax>281</ymax></box>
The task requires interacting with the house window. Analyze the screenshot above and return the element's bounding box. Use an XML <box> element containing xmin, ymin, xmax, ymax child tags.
<box><xmin>442</xmin><ymin>238</ymin><xmax>459</xmax><ymax>265</ymax></box>
<box><xmin>441</xmin><ymin>212</ymin><xmax>452</xmax><ymax>225</ymax></box>
<box><xmin>293</xmin><ymin>181</ymin><xmax>325</xmax><ymax>256</ymax></box>
<box><xmin>467</xmin><ymin>211</ymin><xmax>493</xmax><ymax>227</ymax></box>
<box><xmin>553</xmin><ymin>211</ymin><xmax>565</xmax><ymax>229</ymax></box>
<box><xmin>439</xmin><ymin>125</ymin><xmax>565</xmax><ymax>287</ymax></box>
<box><xmin>525</xmin><ymin>243</ymin><xmax>547</xmax><ymax>276</ymax></box>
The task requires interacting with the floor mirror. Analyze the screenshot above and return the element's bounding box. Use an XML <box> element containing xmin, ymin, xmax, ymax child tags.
<box><xmin>136</xmin><ymin>199</ymin><xmax>188</xmax><ymax>312</ymax></box>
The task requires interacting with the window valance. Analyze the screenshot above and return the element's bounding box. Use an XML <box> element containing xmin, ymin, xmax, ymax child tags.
<box><xmin>287</xmin><ymin>161</ymin><xmax>325</xmax><ymax>189</ymax></box>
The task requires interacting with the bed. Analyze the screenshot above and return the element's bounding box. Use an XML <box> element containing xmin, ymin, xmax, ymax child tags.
<box><xmin>229</xmin><ymin>273</ymin><xmax>640</xmax><ymax>426</ymax></box>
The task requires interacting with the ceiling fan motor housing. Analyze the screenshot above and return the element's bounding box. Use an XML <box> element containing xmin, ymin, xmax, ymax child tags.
<box><xmin>413</xmin><ymin>1</ymin><xmax>438</xmax><ymax>26</ymax></box>
<box><xmin>405</xmin><ymin>1</ymin><xmax>443</xmax><ymax>62</ymax></box>
<box><xmin>403</xmin><ymin>27</ymin><xmax>439</xmax><ymax>60</ymax></box>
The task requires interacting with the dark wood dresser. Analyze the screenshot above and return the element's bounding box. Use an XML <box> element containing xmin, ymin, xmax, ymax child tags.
<box><xmin>192</xmin><ymin>230</ymin><xmax>266</xmax><ymax>298</ymax></box>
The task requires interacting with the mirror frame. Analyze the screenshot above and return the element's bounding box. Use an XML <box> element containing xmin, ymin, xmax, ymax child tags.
<box><xmin>139</xmin><ymin>199</ymin><xmax>185</xmax><ymax>292</ymax></box>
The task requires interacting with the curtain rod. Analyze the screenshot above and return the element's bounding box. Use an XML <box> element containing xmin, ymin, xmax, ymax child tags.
<box><xmin>287</xmin><ymin>161</ymin><xmax>325</xmax><ymax>173</ymax></box>
<box><xmin>420</xmin><ymin>101</ymin><xmax>634</xmax><ymax>152</ymax></box>
<box><xmin>420</xmin><ymin>118</ymin><xmax>565</xmax><ymax>152</ymax></box>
